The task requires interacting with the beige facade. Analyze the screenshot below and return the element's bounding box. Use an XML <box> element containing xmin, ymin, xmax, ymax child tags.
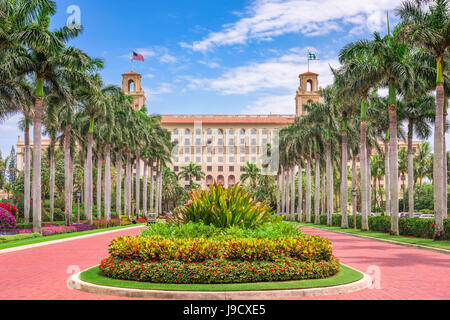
<box><xmin>122</xmin><ymin>72</ymin><xmax>146</xmax><ymax>111</ymax></box>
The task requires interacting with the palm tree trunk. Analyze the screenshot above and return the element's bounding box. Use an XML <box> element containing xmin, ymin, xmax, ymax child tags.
<box><xmin>280</xmin><ymin>167</ymin><xmax>285</xmax><ymax>215</ymax></box>
<box><xmin>290</xmin><ymin>166</ymin><xmax>296</xmax><ymax>221</ymax></box>
<box><xmin>384</xmin><ymin>139</ymin><xmax>390</xmax><ymax>216</ymax></box>
<box><xmin>64</xmin><ymin>124</ymin><xmax>72</xmax><ymax>226</ymax></box>
<box><xmin>352</xmin><ymin>156</ymin><xmax>357</xmax><ymax>229</ymax></box>
<box><xmin>135</xmin><ymin>153</ymin><xmax>141</xmax><ymax>218</ymax></box>
<box><xmin>443</xmin><ymin>103</ymin><xmax>448</xmax><ymax>219</ymax></box>
<box><xmin>149</xmin><ymin>161</ymin><xmax>155</xmax><ymax>214</ymax></box>
<box><xmin>285</xmin><ymin>169</ymin><xmax>290</xmax><ymax>218</ymax></box>
<box><xmin>360</xmin><ymin>98</ymin><xmax>369</xmax><ymax>231</ymax></box>
<box><xmin>326</xmin><ymin>141</ymin><xmax>332</xmax><ymax>226</ymax></box>
<box><xmin>276</xmin><ymin>173</ymin><xmax>281</xmax><ymax>215</ymax></box>
<box><xmin>367</xmin><ymin>148</ymin><xmax>372</xmax><ymax>216</ymax></box>
<box><xmin>126</xmin><ymin>152</ymin><xmax>132</xmax><ymax>219</ymax></box>
<box><xmin>314</xmin><ymin>153</ymin><xmax>321</xmax><ymax>224</ymax></box>
<box><xmin>104</xmin><ymin>144</ymin><xmax>111</xmax><ymax>221</ymax></box>
<box><xmin>83</xmin><ymin>157</ymin><xmax>88</xmax><ymax>221</ymax></box>
<box><xmin>69</xmin><ymin>153</ymin><xmax>74</xmax><ymax>221</ymax></box>
<box><xmin>24</xmin><ymin>120</ymin><xmax>31</xmax><ymax>223</ymax></box>
<box><xmin>96</xmin><ymin>155</ymin><xmax>102</xmax><ymax>221</ymax></box>
<box><xmin>321</xmin><ymin>167</ymin><xmax>326</xmax><ymax>215</ymax></box>
<box><xmin>32</xmin><ymin>95</ymin><xmax>43</xmax><ymax>234</ymax></box>
<box><xmin>143</xmin><ymin>159</ymin><xmax>148</xmax><ymax>218</ymax></box>
<box><xmin>297</xmin><ymin>161</ymin><xmax>302</xmax><ymax>222</ymax></box>
<box><xmin>116</xmin><ymin>150</ymin><xmax>122</xmax><ymax>219</ymax></box>
<box><xmin>434</xmin><ymin>78</ymin><xmax>445</xmax><ymax>240</ymax></box>
<box><xmin>158</xmin><ymin>166</ymin><xmax>163</xmax><ymax>214</ymax></box>
<box><xmin>341</xmin><ymin>127</ymin><xmax>348</xmax><ymax>228</ymax></box>
<box><xmin>155</xmin><ymin>165</ymin><xmax>160</xmax><ymax>215</ymax></box>
<box><xmin>408</xmin><ymin>121</ymin><xmax>414</xmax><ymax>218</ymax></box>
<box><xmin>306</xmin><ymin>155</ymin><xmax>312</xmax><ymax>223</ymax></box>
<box><xmin>388</xmin><ymin>91</ymin><xmax>399</xmax><ymax>236</ymax></box>
<box><xmin>86</xmin><ymin>132</ymin><xmax>94</xmax><ymax>224</ymax></box>
<box><xmin>49</xmin><ymin>145</ymin><xmax>55</xmax><ymax>221</ymax></box>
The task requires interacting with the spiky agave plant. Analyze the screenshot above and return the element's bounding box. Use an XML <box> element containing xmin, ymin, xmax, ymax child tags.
<box><xmin>176</xmin><ymin>184</ymin><xmax>274</xmax><ymax>229</ymax></box>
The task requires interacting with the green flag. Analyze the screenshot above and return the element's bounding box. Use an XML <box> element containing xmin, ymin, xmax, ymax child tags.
<box><xmin>308</xmin><ymin>53</ymin><xmax>319</xmax><ymax>61</ymax></box>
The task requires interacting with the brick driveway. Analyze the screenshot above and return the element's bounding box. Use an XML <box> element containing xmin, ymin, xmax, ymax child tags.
<box><xmin>0</xmin><ymin>225</ymin><xmax>448</xmax><ymax>300</ymax></box>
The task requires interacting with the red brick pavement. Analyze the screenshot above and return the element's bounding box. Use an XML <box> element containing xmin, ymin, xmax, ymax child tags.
<box><xmin>299</xmin><ymin>227</ymin><xmax>450</xmax><ymax>300</ymax></box>
<box><xmin>0</xmin><ymin>225</ymin><xmax>448</xmax><ymax>300</ymax></box>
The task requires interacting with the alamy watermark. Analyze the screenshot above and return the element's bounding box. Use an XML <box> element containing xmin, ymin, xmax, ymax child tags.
<box><xmin>66</xmin><ymin>5</ymin><xmax>81</xmax><ymax>30</ymax></box>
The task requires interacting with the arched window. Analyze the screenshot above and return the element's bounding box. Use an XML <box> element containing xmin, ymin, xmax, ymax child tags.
<box><xmin>185</xmin><ymin>129</ymin><xmax>191</xmax><ymax>135</ymax></box>
<box><xmin>251</xmin><ymin>129</ymin><xmax>257</xmax><ymax>135</ymax></box>
<box><xmin>228</xmin><ymin>175</ymin><xmax>236</xmax><ymax>187</ymax></box>
<box><xmin>128</xmin><ymin>80</ymin><xmax>135</xmax><ymax>92</ymax></box>
<box><xmin>307</xmin><ymin>80</ymin><xmax>313</xmax><ymax>92</ymax></box>
<box><xmin>218</xmin><ymin>129</ymin><xmax>224</xmax><ymax>135</ymax></box>
<box><xmin>206</xmin><ymin>175</ymin><xmax>214</xmax><ymax>186</ymax></box>
<box><xmin>217</xmin><ymin>175</ymin><xmax>225</xmax><ymax>186</ymax></box>
<box><xmin>240</xmin><ymin>129</ymin><xmax>246</xmax><ymax>135</ymax></box>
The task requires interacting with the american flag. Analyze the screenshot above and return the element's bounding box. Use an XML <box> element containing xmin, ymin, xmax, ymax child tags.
<box><xmin>132</xmin><ymin>51</ymin><xmax>144</xmax><ymax>62</ymax></box>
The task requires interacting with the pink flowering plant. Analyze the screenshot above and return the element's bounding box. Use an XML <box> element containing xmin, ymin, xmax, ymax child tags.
<box><xmin>0</xmin><ymin>207</ymin><xmax>17</xmax><ymax>230</ymax></box>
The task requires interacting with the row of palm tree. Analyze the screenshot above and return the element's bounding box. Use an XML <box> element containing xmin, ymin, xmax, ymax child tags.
<box><xmin>279</xmin><ymin>0</ymin><xmax>449</xmax><ymax>240</ymax></box>
<box><xmin>0</xmin><ymin>0</ymin><xmax>175</xmax><ymax>233</ymax></box>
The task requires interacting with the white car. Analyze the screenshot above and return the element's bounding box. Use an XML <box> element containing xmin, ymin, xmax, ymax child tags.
<box><xmin>420</xmin><ymin>214</ymin><xmax>434</xmax><ymax>219</ymax></box>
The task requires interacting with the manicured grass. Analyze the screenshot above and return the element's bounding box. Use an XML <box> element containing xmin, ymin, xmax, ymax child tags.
<box><xmin>79</xmin><ymin>264</ymin><xmax>362</xmax><ymax>292</ymax></box>
<box><xmin>0</xmin><ymin>224</ymin><xmax>146</xmax><ymax>250</ymax></box>
<box><xmin>298</xmin><ymin>223</ymin><xmax>450</xmax><ymax>251</ymax></box>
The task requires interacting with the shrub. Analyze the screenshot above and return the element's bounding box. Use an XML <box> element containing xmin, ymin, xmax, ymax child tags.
<box><xmin>41</xmin><ymin>226</ymin><xmax>77</xmax><ymax>236</ymax></box>
<box><xmin>175</xmin><ymin>184</ymin><xmax>274</xmax><ymax>229</ymax></box>
<box><xmin>108</xmin><ymin>234</ymin><xmax>333</xmax><ymax>263</ymax></box>
<box><xmin>0</xmin><ymin>208</ymin><xmax>17</xmax><ymax>230</ymax></box>
<box><xmin>0</xmin><ymin>201</ymin><xmax>17</xmax><ymax>217</ymax></box>
<box><xmin>72</xmin><ymin>224</ymin><xmax>95</xmax><ymax>232</ymax></box>
<box><xmin>140</xmin><ymin>222</ymin><xmax>303</xmax><ymax>239</ymax></box>
<box><xmin>93</xmin><ymin>219</ymin><xmax>123</xmax><ymax>229</ymax></box>
<box><xmin>0</xmin><ymin>233</ymin><xmax>42</xmax><ymax>243</ymax></box>
<box><xmin>99</xmin><ymin>256</ymin><xmax>340</xmax><ymax>284</ymax></box>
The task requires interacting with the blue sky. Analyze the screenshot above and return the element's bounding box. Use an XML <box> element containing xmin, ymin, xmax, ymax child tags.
<box><xmin>1</xmin><ymin>0</ymin><xmax>448</xmax><ymax>156</ymax></box>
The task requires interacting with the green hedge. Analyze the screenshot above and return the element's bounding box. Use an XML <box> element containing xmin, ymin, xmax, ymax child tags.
<box><xmin>99</xmin><ymin>256</ymin><xmax>340</xmax><ymax>284</ymax></box>
<box><xmin>0</xmin><ymin>233</ymin><xmax>42</xmax><ymax>243</ymax></box>
<box><xmin>307</xmin><ymin>214</ymin><xmax>450</xmax><ymax>240</ymax></box>
<box><xmin>109</xmin><ymin>235</ymin><xmax>334</xmax><ymax>263</ymax></box>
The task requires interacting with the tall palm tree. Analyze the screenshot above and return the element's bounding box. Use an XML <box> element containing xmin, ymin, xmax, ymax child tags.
<box><xmin>396</xmin><ymin>0</ymin><xmax>450</xmax><ymax>239</ymax></box>
<box><xmin>240</xmin><ymin>162</ymin><xmax>261</xmax><ymax>188</ymax></box>
<box><xmin>178</xmin><ymin>162</ymin><xmax>205</xmax><ymax>189</ymax></box>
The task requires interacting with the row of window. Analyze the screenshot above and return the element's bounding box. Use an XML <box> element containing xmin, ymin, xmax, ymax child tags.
<box><xmin>173</xmin><ymin>137</ymin><xmax>269</xmax><ymax>147</ymax></box>
<box><xmin>173</xmin><ymin>156</ymin><xmax>259</xmax><ymax>164</ymax></box>
<box><xmin>172</xmin><ymin>128</ymin><xmax>269</xmax><ymax>136</ymax></box>
<box><xmin>175</xmin><ymin>146</ymin><xmax>261</xmax><ymax>155</ymax></box>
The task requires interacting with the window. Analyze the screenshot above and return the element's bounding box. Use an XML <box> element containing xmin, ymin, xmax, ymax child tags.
<box><xmin>207</xmin><ymin>166</ymin><xmax>212</xmax><ymax>172</ymax></box>
<box><xmin>251</xmin><ymin>139</ymin><xmax>257</xmax><ymax>146</ymax></box>
<box><xmin>240</xmin><ymin>166</ymin><xmax>245</xmax><ymax>172</ymax></box>
<box><xmin>206</xmin><ymin>147</ymin><xmax>212</xmax><ymax>154</ymax></box>
<box><xmin>207</xmin><ymin>157</ymin><xmax>212</xmax><ymax>163</ymax></box>
<box><xmin>218</xmin><ymin>156</ymin><xmax>223</xmax><ymax>163</ymax></box>
<box><xmin>229</xmin><ymin>166</ymin><xmax>234</xmax><ymax>172</ymax></box>
<box><xmin>185</xmin><ymin>176</ymin><xmax>189</xmax><ymax>182</ymax></box>
<box><xmin>240</xmin><ymin>138</ymin><xmax>246</xmax><ymax>145</ymax></box>
<box><xmin>195</xmin><ymin>147</ymin><xmax>201</xmax><ymax>154</ymax></box>
<box><xmin>229</xmin><ymin>147</ymin><xmax>235</xmax><ymax>154</ymax></box>
<box><xmin>195</xmin><ymin>129</ymin><xmax>201</xmax><ymax>135</ymax></box>
<box><xmin>185</xmin><ymin>138</ymin><xmax>190</xmax><ymax>146</ymax></box>
<box><xmin>240</xmin><ymin>156</ymin><xmax>245</xmax><ymax>163</ymax></box>
<box><xmin>174</xmin><ymin>166</ymin><xmax>179</xmax><ymax>172</ymax></box>
<box><xmin>217</xmin><ymin>147</ymin><xmax>223</xmax><ymax>154</ymax></box>
<box><xmin>307</xmin><ymin>80</ymin><xmax>313</xmax><ymax>92</ymax></box>
<box><xmin>218</xmin><ymin>138</ymin><xmax>223</xmax><ymax>146</ymax></box>
<box><xmin>174</xmin><ymin>157</ymin><xmax>179</xmax><ymax>163</ymax></box>
<box><xmin>240</xmin><ymin>147</ymin><xmax>245</xmax><ymax>154</ymax></box>
<box><xmin>196</xmin><ymin>157</ymin><xmax>201</xmax><ymax>163</ymax></box>
<box><xmin>185</xmin><ymin>156</ymin><xmax>190</xmax><ymax>163</ymax></box>
<box><xmin>207</xmin><ymin>138</ymin><xmax>213</xmax><ymax>145</ymax></box>
<box><xmin>251</xmin><ymin>157</ymin><xmax>257</xmax><ymax>163</ymax></box>
<box><xmin>218</xmin><ymin>129</ymin><xmax>224</xmax><ymax>135</ymax></box>
<box><xmin>184</xmin><ymin>147</ymin><xmax>190</xmax><ymax>154</ymax></box>
<box><xmin>251</xmin><ymin>129</ymin><xmax>257</xmax><ymax>135</ymax></box>
<box><xmin>251</xmin><ymin>147</ymin><xmax>257</xmax><ymax>154</ymax></box>
<box><xmin>229</xmin><ymin>138</ymin><xmax>235</xmax><ymax>146</ymax></box>
<box><xmin>218</xmin><ymin>166</ymin><xmax>223</xmax><ymax>172</ymax></box>
<box><xmin>173</xmin><ymin>129</ymin><xmax>179</xmax><ymax>135</ymax></box>
<box><xmin>262</xmin><ymin>129</ymin><xmax>268</xmax><ymax>135</ymax></box>
<box><xmin>229</xmin><ymin>129</ymin><xmax>234</xmax><ymax>135</ymax></box>
<box><xmin>262</xmin><ymin>138</ymin><xmax>267</xmax><ymax>145</ymax></box>
<box><xmin>229</xmin><ymin>157</ymin><xmax>234</xmax><ymax>163</ymax></box>
<box><xmin>173</xmin><ymin>138</ymin><xmax>179</xmax><ymax>144</ymax></box>
<box><xmin>196</xmin><ymin>176</ymin><xmax>201</xmax><ymax>181</ymax></box>
<box><xmin>206</xmin><ymin>129</ymin><xmax>212</xmax><ymax>135</ymax></box>
<box><xmin>240</xmin><ymin>129</ymin><xmax>246</xmax><ymax>135</ymax></box>
<box><xmin>185</xmin><ymin>129</ymin><xmax>191</xmax><ymax>135</ymax></box>
<box><xmin>195</xmin><ymin>138</ymin><xmax>201</xmax><ymax>146</ymax></box>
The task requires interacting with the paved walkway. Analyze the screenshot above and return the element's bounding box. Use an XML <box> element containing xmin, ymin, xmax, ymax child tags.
<box><xmin>0</xmin><ymin>225</ymin><xmax>449</xmax><ymax>300</ymax></box>
<box><xmin>299</xmin><ymin>227</ymin><xmax>450</xmax><ymax>300</ymax></box>
<box><xmin>0</xmin><ymin>227</ymin><xmax>145</xmax><ymax>300</ymax></box>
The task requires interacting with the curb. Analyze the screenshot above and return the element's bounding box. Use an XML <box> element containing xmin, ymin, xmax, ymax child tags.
<box><xmin>0</xmin><ymin>225</ymin><xmax>145</xmax><ymax>255</ymax></box>
<box><xmin>301</xmin><ymin>225</ymin><xmax>450</xmax><ymax>255</ymax></box>
<box><xmin>69</xmin><ymin>264</ymin><xmax>371</xmax><ymax>300</ymax></box>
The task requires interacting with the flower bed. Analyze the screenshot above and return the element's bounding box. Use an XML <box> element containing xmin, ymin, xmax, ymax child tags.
<box><xmin>0</xmin><ymin>208</ymin><xmax>17</xmax><ymax>230</ymax></box>
<box><xmin>99</xmin><ymin>256</ymin><xmax>340</xmax><ymax>285</ymax></box>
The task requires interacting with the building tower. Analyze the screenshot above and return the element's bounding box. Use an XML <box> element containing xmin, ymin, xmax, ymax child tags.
<box><xmin>295</xmin><ymin>72</ymin><xmax>322</xmax><ymax>116</ymax></box>
<box><xmin>122</xmin><ymin>72</ymin><xmax>146</xmax><ymax>111</ymax></box>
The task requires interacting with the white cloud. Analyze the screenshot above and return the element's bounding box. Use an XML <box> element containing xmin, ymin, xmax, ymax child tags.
<box><xmin>183</xmin><ymin>47</ymin><xmax>338</xmax><ymax>95</ymax></box>
<box><xmin>184</xmin><ymin>0</ymin><xmax>402</xmax><ymax>51</ymax></box>
<box><xmin>145</xmin><ymin>83</ymin><xmax>174</xmax><ymax>98</ymax></box>
<box><xmin>159</xmin><ymin>53</ymin><xmax>177</xmax><ymax>64</ymax></box>
<box><xmin>144</xmin><ymin>74</ymin><xmax>155</xmax><ymax>79</ymax></box>
<box><xmin>198</xmin><ymin>60</ymin><xmax>221</xmax><ymax>68</ymax></box>
<box><xmin>243</xmin><ymin>94</ymin><xmax>296</xmax><ymax>114</ymax></box>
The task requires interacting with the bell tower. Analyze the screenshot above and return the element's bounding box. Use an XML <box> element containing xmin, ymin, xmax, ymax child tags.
<box><xmin>295</xmin><ymin>72</ymin><xmax>322</xmax><ymax>116</ymax></box>
<box><xmin>122</xmin><ymin>72</ymin><xmax>146</xmax><ymax>111</ymax></box>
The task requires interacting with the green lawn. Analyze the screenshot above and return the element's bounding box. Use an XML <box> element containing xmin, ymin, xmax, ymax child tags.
<box><xmin>79</xmin><ymin>264</ymin><xmax>363</xmax><ymax>292</ymax></box>
<box><xmin>298</xmin><ymin>223</ymin><xmax>450</xmax><ymax>251</ymax></box>
<box><xmin>0</xmin><ymin>224</ymin><xmax>145</xmax><ymax>250</ymax></box>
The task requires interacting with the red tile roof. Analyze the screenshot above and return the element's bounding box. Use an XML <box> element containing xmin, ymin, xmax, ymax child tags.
<box><xmin>300</xmin><ymin>72</ymin><xmax>318</xmax><ymax>76</ymax></box>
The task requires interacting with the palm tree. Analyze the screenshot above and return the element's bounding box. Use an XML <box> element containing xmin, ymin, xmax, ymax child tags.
<box><xmin>240</xmin><ymin>162</ymin><xmax>261</xmax><ymax>188</ymax></box>
<box><xmin>396</xmin><ymin>0</ymin><xmax>450</xmax><ymax>239</ymax></box>
<box><xmin>178</xmin><ymin>162</ymin><xmax>205</xmax><ymax>189</ymax></box>
<box><xmin>399</xmin><ymin>147</ymin><xmax>408</xmax><ymax>212</ymax></box>
<box><xmin>398</xmin><ymin>93</ymin><xmax>435</xmax><ymax>216</ymax></box>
